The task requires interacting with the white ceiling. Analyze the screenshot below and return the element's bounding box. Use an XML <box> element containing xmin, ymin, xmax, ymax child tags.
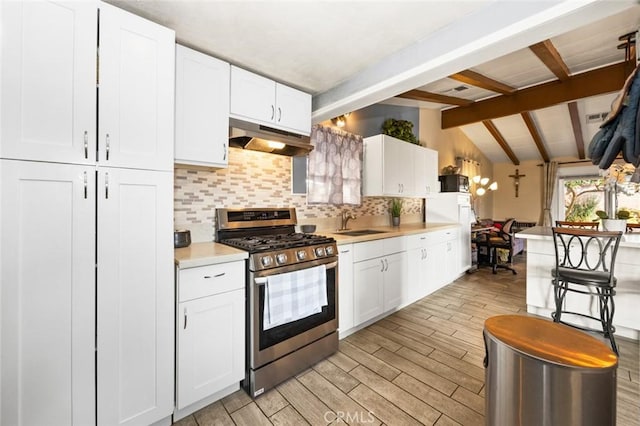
<box><xmin>109</xmin><ymin>0</ymin><xmax>640</xmax><ymax>164</ymax></box>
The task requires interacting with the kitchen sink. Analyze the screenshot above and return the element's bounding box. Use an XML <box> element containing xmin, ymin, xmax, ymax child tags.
<box><xmin>336</xmin><ymin>229</ymin><xmax>388</xmax><ymax>236</ymax></box>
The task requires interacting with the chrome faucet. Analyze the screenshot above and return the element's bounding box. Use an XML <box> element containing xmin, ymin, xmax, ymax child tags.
<box><xmin>340</xmin><ymin>210</ymin><xmax>356</xmax><ymax>231</ymax></box>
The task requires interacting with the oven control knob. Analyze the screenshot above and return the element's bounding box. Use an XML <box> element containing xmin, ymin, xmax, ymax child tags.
<box><xmin>325</xmin><ymin>246</ymin><xmax>334</xmax><ymax>256</ymax></box>
<box><xmin>276</xmin><ymin>253</ymin><xmax>288</xmax><ymax>264</ymax></box>
<box><xmin>315</xmin><ymin>247</ymin><xmax>325</xmax><ymax>257</ymax></box>
<box><xmin>297</xmin><ymin>250</ymin><xmax>307</xmax><ymax>260</ymax></box>
<box><xmin>261</xmin><ymin>256</ymin><xmax>273</xmax><ymax>267</ymax></box>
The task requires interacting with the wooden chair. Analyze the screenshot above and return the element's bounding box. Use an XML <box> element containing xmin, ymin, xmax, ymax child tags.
<box><xmin>476</xmin><ymin>218</ymin><xmax>517</xmax><ymax>275</ymax></box>
<box><xmin>627</xmin><ymin>223</ymin><xmax>640</xmax><ymax>232</ymax></box>
<box><xmin>551</xmin><ymin>227</ymin><xmax>623</xmax><ymax>355</ymax></box>
<box><xmin>555</xmin><ymin>221</ymin><xmax>599</xmax><ymax>230</ymax></box>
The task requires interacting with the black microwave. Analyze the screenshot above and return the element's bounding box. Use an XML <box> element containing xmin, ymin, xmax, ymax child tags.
<box><xmin>439</xmin><ymin>174</ymin><xmax>469</xmax><ymax>192</ymax></box>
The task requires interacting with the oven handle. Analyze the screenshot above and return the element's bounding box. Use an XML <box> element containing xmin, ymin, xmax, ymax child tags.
<box><xmin>254</xmin><ymin>260</ymin><xmax>338</xmax><ymax>286</ymax></box>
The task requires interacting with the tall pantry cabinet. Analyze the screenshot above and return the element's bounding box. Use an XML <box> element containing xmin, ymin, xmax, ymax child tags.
<box><xmin>0</xmin><ymin>2</ymin><xmax>175</xmax><ymax>426</ymax></box>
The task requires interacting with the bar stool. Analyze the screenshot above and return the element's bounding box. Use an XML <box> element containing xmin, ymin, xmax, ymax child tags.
<box><xmin>551</xmin><ymin>227</ymin><xmax>623</xmax><ymax>355</ymax></box>
<box><xmin>555</xmin><ymin>220</ymin><xmax>600</xmax><ymax>230</ymax></box>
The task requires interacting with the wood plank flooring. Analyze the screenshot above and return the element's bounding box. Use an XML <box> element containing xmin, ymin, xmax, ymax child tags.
<box><xmin>174</xmin><ymin>255</ymin><xmax>640</xmax><ymax>425</ymax></box>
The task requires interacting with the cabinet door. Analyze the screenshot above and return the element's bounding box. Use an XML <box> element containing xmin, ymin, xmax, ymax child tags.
<box><xmin>275</xmin><ymin>83</ymin><xmax>312</xmax><ymax>135</ymax></box>
<box><xmin>415</xmin><ymin>146</ymin><xmax>439</xmax><ymax>197</ymax></box>
<box><xmin>407</xmin><ymin>247</ymin><xmax>428</xmax><ymax>303</ymax></box>
<box><xmin>175</xmin><ymin>45</ymin><xmax>230</xmax><ymax>168</ymax></box>
<box><xmin>177</xmin><ymin>290</ymin><xmax>244</xmax><ymax>409</ymax></box>
<box><xmin>353</xmin><ymin>258</ymin><xmax>384</xmax><ymax>325</ymax></box>
<box><xmin>1</xmin><ymin>160</ymin><xmax>95</xmax><ymax>426</ymax></box>
<box><xmin>1</xmin><ymin>1</ymin><xmax>96</xmax><ymax>164</ymax></box>
<box><xmin>382</xmin><ymin>137</ymin><xmax>414</xmax><ymax>196</ymax></box>
<box><xmin>98</xmin><ymin>2</ymin><xmax>175</xmax><ymax>171</ymax></box>
<box><xmin>97</xmin><ymin>168</ymin><xmax>174</xmax><ymax>426</ymax></box>
<box><xmin>230</xmin><ymin>66</ymin><xmax>276</xmax><ymax>125</ymax></box>
<box><xmin>383</xmin><ymin>252</ymin><xmax>408</xmax><ymax>312</ymax></box>
<box><xmin>338</xmin><ymin>245</ymin><xmax>354</xmax><ymax>335</ymax></box>
<box><xmin>459</xmin><ymin>206</ymin><xmax>472</xmax><ymax>271</ymax></box>
<box><xmin>426</xmin><ymin>242</ymin><xmax>447</xmax><ymax>294</ymax></box>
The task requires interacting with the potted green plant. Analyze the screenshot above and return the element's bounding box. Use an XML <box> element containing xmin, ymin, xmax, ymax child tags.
<box><xmin>381</xmin><ymin>119</ymin><xmax>419</xmax><ymax>145</ymax></box>
<box><xmin>595</xmin><ymin>209</ymin><xmax>630</xmax><ymax>232</ymax></box>
<box><xmin>390</xmin><ymin>198</ymin><xmax>403</xmax><ymax>226</ymax></box>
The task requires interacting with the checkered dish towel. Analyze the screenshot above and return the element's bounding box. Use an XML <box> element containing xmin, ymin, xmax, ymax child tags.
<box><xmin>263</xmin><ymin>265</ymin><xmax>328</xmax><ymax>330</ymax></box>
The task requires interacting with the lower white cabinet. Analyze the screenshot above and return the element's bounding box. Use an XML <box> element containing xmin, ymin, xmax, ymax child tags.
<box><xmin>338</xmin><ymin>244</ymin><xmax>354</xmax><ymax>336</ymax></box>
<box><xmin>175</xmin><ymin>261</ymin><xmax>245</xmax><ymax>416</ymax></box>
<box><xmin>1</xmin><ymin>160</ymin><xmax>96</xmax><ymax>426</ymax></box>
<box><xmin>353</xmin><ymin>238</ymin><xmax>407</xmax><ymax>325</ymax></box>
<box><xmin>1</xmin><ymin>160</ymin><xmax>174</xmax><ymax>426</ymax></box>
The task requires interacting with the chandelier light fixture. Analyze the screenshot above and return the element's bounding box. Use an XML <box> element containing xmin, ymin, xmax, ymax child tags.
<box><xmin>473</xmin><ymin>175</ymin><xmax>498</xmax><ymax>196</ymax></box>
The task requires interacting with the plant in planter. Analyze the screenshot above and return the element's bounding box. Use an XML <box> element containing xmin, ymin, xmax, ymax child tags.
<box><xmin>596</xmin><ymin>209</ymin><xmax>630</xmax><ymax>232</ymax></box>
<box><xmin>390</xmin><ymin>198</ymin><xmax>403</xmax><ymax>226</ymax></box>
<box><xmin>381</xmin><ymin>119</ymin><xmax>419</xmax><ymax>145</ymax></box>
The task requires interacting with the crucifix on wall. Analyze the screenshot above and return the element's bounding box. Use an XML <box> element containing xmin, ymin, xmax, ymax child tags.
<box><xmin>509</xmin><ymin>168</ymin><xmax>526</xmax><ymax>197</ymax></box>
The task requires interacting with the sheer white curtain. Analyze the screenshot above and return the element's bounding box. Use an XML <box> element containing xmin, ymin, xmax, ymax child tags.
<box><xmin>307</xmin><ymin>125</ymin><xmax>363</xmax><ymax>205</ymax></box>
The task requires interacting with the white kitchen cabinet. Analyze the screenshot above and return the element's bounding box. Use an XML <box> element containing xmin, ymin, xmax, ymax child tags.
<box><xmin>338</xmin><ymin>244</ymin><xmax>354</xmax><ymax>337</ymax></box>
<box><xmin>415</xmin><ymin>147</ymin><xmax>440</xmax><ymax>198</ymax></box>
<box><xmin>1</xmin><ymin>0</ymin><xmax>97</xmax><ymax>164</ymax></box>
<box><xmin>363</xmin><ymin>134</ymin><xmax>438</xmax><ymax>197</ymax></box>
<box><xmin>353</xmin><ymin>237</ymin><xmax>407</xmax><ymax>325</ymax></box>
<box><xmin>1</xmin><ymin>160</ymin><xmax>96</xmax><ymax>426</ymax></box>
<box><xmin>230</xmin><ymin>66</ymin><xmax>311</xmax><ymax>135</ymax></box>
<box><xmin>175</xmin><ymin>45</ymin><xmax>230</xmax><ymax>168</ymax></box>
<box><xmin>407</xmin><ymin>233</ymin><xmax>430</xmax><ymax>303</ymax></box>
<box><xmin>0</xmin><ymin>3</ymin><xmax>175</xmax><ymax>426</ymax></box>
<box><xmin>98</xmin><ymin>2</ymin><xmax>175</xmax><ymax>172</ymax></box>
<box><xmin>97</xmin><ymin>168</ymin><xmax>174</xmax><ymax>426</ymax></box>
<box><xmin>427</xmin><ymin>193</ymin><xmax>471</xmax><ymax>274</ymax></box>
<box><xmin>175</xmin><ymin>261</ymin><xmax>245</xmax><ymax>417</ymax></box>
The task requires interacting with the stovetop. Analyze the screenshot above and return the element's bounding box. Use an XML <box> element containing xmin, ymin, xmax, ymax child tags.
<box><xmin>222</xmin><ymin>232</ymin><xmax>335</xmax><ymax>253</ymax></box>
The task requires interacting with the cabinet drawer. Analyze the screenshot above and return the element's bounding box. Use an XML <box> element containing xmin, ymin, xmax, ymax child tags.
<box><xmin>353</xmin><ymin>239</ymin><xmax>385</xmax><ymax>262</ymax></box>
<box><xmin>407</xmin><ymin>233</ymin><xmax>429</xmax><ymax>249</ymax></box>
<box><xmin>428</xmin><ymin>228</ymin><xmax>458</xmax><ymax>245</ymax></box>
<box><xmin>178</xmin><ymin>261</ymin><xmax>244</xmax><ymax>302</ymax></box>
<box><xmin>383</xmin><ymin>236</ymin><xmax>406</xmax><ymax>254</ymax></box>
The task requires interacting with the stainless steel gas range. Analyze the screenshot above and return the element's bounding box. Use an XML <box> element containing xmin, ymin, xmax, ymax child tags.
<box><xmin>216</xmin><ymin>208</ymin><xmax>338</xmax><ymax>398</ymax></box>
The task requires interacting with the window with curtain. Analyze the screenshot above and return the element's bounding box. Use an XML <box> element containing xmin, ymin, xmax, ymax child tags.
<box><xmin>307</xmin><ymin>125</ymin><xmax>363</xmax><ymax>205</ymax></box>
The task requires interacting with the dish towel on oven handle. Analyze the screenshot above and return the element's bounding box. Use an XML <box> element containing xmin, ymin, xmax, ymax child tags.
<box><xmin>263</xmin><ymin>264</ymin><xmax>328</xmax><ymax>330</ymax></box>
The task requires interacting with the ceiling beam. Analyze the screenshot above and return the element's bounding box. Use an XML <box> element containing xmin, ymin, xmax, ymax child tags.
<box><xmin>397</xmin><ymin>89</ymin><xmax>473</xmax><ymax>106</ymax></box>
<box><xmin>483</xmin><ymin>120</ymin><xmax>520</xmax><ymax>165</ymax></box>
<box><xmin>529</xmin><ymin>39</ymin><xmax>571</xmax><ymax>80</ymax></box>
<box><xmin>520</xmin><ymin>112</ymin><xmax>550</xmax><ymax>162</ymax></box>
<box><xmin>449</xmin><ymin>70</ymin><xmax>516</xmax><ymax>95</ymax></box>
<box><xmin>567</xmin><ymin>101</ymin><xmax>586</xmax><ymax>159</ymax></box>
<box><xmin>442</xmin><ymin>61</ymin><xmax>629</xmax><ymax>129</ymax></box>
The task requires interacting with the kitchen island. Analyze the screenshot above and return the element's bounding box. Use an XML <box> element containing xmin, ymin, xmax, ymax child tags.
<box><xmin>517</xmin><ymin>226</ymin><xmax>640</xmax><ymax>340</ymax></box>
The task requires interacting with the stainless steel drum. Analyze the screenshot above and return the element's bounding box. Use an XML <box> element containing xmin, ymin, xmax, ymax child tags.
<box><xmin>484</xmin><ymin>315</ymin><xmax>618</xmax><ymax>426</ymax></box>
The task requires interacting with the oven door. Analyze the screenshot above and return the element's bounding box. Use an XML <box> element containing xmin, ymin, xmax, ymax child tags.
<box><xmin>249</xmin><ymin>257</ymin><xmax>338</xmax><ymax>369</ymax></box>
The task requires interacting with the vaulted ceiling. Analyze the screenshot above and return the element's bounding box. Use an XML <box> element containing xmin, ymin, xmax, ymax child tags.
<box><xmin>109</xmin><ymin>0</ymin><xmax>640</xmax><ymax>165</ymax></box>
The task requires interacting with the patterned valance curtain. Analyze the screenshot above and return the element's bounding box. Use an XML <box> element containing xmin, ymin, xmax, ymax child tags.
<box><xmin>307</xmin><ymin>125</ymin><xmax>363</xmax><ymax>205</ymax></box>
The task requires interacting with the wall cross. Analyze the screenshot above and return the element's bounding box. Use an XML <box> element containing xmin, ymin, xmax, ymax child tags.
<box><xmin>508</xmin><ymin>168</ymin><xmax>526</xmax><ymax>197</ymax></box>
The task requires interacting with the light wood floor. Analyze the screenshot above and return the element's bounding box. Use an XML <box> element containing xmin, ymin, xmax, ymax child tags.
<box><xmin>174</xmin><ymin>256</ymin><xmax>640</xmax><ymax>426</ymax></box>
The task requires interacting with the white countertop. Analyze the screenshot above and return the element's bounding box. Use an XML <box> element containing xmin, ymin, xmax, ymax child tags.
<box><xmin>323</xmin><ymin>222</ymin><xmax>459</xmax><ymax>245</ymax></box>
<box><xmin>517</xmin><ymin>226</ymin><xmax>640</xmax><ymax>248</ymax></box>
<box><xmin>175</xmin><ymin>242</ymin><xmax>248</xmax><ymax>269</ymax></box>
<box><xmin>174</xmin><ymin>222</ymin><xmax>460</xmax><ymax>267</ymax></box>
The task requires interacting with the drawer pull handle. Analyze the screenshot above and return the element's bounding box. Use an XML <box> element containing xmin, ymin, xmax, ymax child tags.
<box><xmin>203</xmin><ymin>272</ymin><xmax>226</xmax><ymax>279</ymax></box>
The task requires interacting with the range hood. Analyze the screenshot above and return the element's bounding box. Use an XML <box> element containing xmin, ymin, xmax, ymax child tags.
<box><xmin>229</xmin><ymin>118</ymin><xmax>313</xmax><ymax>156</ymax></box>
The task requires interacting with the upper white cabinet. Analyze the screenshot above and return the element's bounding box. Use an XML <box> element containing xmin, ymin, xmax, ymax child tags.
<box><xmin>99</xmin><ymin>2</ymin><xmax>175</xmax><ymax>171</ymax></box>
<box><xmin>175</xmin><ymin>45</ymin><xmax>230</xmax><ymax>168</ymax></box>
<box><xmin>1</xmin><ymin>1</ymin><xmax>175</xmax><ymax>172</ymax></box>
<box><xmin>363</xmin><ymin>134</ymin><xmax>439</xmax><ymax>198</ymax></box>
<box><xmin>415</xmin><ymin>146</ymin><xmax>440</xmax><ymax>198</ymax></box>
<box><xmin>1</xmin><ymin>1</ymin><xmax>97</xmax><ymax>164</ymax></box>
<box><xmin>230</xmin><ymin>66</ymin><xmax>311</xmax><ymax>135</ymax></box>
